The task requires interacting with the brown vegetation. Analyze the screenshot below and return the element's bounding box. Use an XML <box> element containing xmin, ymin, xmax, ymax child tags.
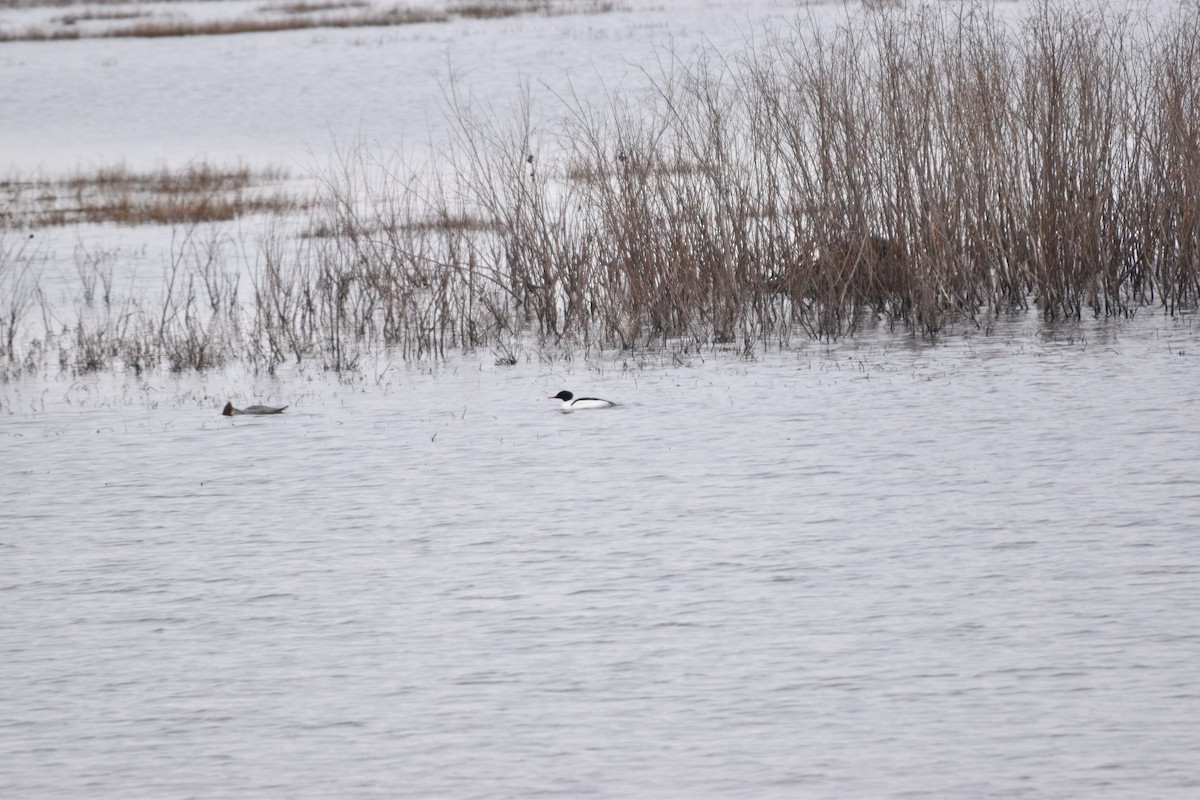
<box><xmin>0</xmin><ymin>0</ymin><xmax>620</xmax><ymax>41</ymax></box>
<box><xmin>101</xmin><ymin>7</ymin><xmax>448</xmax><ymax>39</ymax></box>
<box><xmin>451</xmin><ymin>1</ymin><xmax>550</xmax><ymax>19</ymax></box>
<box><xmin>3</xmin><ymin>3</ymin><xmax>1199</xmax><ymax>376</ymax></box>
<box><xmin>54</xmin><ymin>9</ymin><xmax>148</xmax><ymax>25</ymax></box>
<box><xmin>1</xmin><ymin>163</ymin><xmax>304</xmax><ymax>228</ymax></box>
<box><xmin>340</xmin><ymin>2</ymin><xmax>1200</xmax><ymax>352</ymax></box>
<box><xmin>449</xmin><ymin>1</ymin><xmax>617</xmax><ymax>19</ymax></box>
<box><xmin>261</xmin><ymin>1</ymin><xmax>370</xmax><ymax>15</ymax></box>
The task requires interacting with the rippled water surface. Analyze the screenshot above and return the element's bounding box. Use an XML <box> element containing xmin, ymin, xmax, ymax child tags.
<box><xmin>3</xmin><ymin>317</ymin><xmax>1199</xmax><ymax>798</ymax></box>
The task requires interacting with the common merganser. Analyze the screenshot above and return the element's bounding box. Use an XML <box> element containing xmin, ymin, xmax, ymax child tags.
<box><xmin>222</xmin><ymin>401</ymin><xmax>288</xmax><ymax>416</ymax></box>
<box><xmin>549</xmin><ymin>390</ymin><xmax>616</xmax><ymax>411</ymax></box>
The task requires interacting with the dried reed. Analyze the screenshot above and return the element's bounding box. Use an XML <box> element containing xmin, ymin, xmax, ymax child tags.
<box><xmin>0</xmin><ymin>0</ymin><xmax>619</xmax><ymax>41</ymax></box>
<box><xmin>2</xmin><ymin>163</ymin><xmax>303</xmax><ymax>228</ymax></box>
<box><xmin>12</xmin><ymin>2</ymin><xmax>1200</xmax><ymax>374</ymax></box>
<box><xmin>401</xmin><ymin>2</ymin><xmax>1200</xmax><ymax>345</ymax></box>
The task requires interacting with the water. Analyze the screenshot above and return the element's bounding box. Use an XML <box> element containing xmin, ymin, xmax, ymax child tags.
<box><xmin>4</xmin><ymin>0</ymin><xmax>1199</xmax><ymax>794</ymax></box>
<box><xmin>3</xmin><ymin>316</ymin><xmax>1200</xmax><ymax>798</ymax></box>
<box><xmin>0</xmin><ymin>0</ymin><xmax>811</xmax><ymax>173</ymax></box>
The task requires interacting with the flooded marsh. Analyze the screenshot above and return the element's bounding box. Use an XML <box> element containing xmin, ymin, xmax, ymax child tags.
<box><xmin>3</xmin><ymin>0</ymin><xmax>1200</xmax><ymax>797</ymax></box>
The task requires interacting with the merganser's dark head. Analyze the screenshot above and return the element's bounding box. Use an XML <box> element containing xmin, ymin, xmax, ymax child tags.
<box><xmin>222</xmin><ymin>402</ymin><xmax>235</xmax><ymax>416</ymax></box>
<box><xmin>550</xmin><ymin>390</ymin><xmax>574</xmax><ymax>401</ymax></box>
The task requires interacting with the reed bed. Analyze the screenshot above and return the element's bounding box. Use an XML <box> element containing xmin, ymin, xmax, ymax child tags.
<box><xmin>299</xmin><ymin>2</ymin><xmax>1200</xmax><ymax>353</ymax></box>
<box><xmin>4</xmin><ymin>3</ymin><xmax>1199</xmax><ymax>376</ymax></box>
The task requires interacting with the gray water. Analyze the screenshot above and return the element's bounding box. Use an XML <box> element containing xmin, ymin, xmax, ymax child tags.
<box><xmin>3</xmin><ymin>316</ymin><xmax>1200</xmax><ymax>799</ymax></box>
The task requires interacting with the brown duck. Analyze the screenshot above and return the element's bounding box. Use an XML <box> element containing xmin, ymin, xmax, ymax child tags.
<box><xmin>222</xmin><ymin>402</ymin><xmax>288</xmax><ymax>416</ymax></box>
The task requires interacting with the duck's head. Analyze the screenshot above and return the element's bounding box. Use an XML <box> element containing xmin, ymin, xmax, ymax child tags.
<box><xmin>222</xmin><ymin>402</ymin><xmax>235</xmax><ymax>416</ymax></box>
<box><xmin>549</xmin><ymin>390</ymin><xmax>574</xmax><ymax>401</ymax></box>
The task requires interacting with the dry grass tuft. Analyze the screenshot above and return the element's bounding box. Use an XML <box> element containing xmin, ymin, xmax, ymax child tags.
<box><xmin>54</xmin><ymin>9</ymin><xmax>148</xmax><ymax>24</ymax></box>
<box><xmin>1</xmin><ymin>163</ymin><xmax>306</xmax><ymax>228</ymax></box>
<box><xmin>2</xmin><ymin>0</ymin><xmax>144</xmax><ymax>7</ymax></box>
<box><xmin>102</xmin><ymin>7</ymin><xmax>449</xmax><ymax>38</ymax></box>
<box><xmin>0</xmin><ymin>27</ymin><xmax>80</xmax><ymax>41</ymax></box>
<box><xmin>451</xmin><ymin>1</ymin><xmax>551</xmax><ymax>19</ymax></box>
<box><xmin>260</xmin><ymin>1</ymin><xmax>370</xmax><ymax>14</ymax></box>
<box><xmin>0</xmin><ymin>0</ymin><xmax>621</xmax><ymax>41</ymax></box>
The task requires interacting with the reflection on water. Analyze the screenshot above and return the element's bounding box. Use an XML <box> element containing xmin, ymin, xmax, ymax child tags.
<box><xmin>2</xmin><ymin>316</ymin><xmax>1200</xmax><ymax>799</ymax></box>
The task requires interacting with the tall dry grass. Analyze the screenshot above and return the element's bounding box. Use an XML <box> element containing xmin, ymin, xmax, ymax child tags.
<box><xmin>0</xmin><ymin>232</ymin><xmax>41</xmax><ymax>372</ymax></box>
<box><xmin>9</xmin><ymin>3</ymin><xmax>1200</xmax><ymax>375</ymax></box>
<box><xmin>301</xmin><ymin>1</ymin><xmax>1184</xmax><ymax>355</ymax></box>
<box><xmin>406</xmin><ymin>1</ymin><xmax>1200</xmax><ymax>345</ymax></box>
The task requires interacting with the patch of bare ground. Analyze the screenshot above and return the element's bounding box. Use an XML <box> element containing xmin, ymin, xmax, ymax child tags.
<box><xmin>0</xmin><ymin>163</ymin><xmax>307</xmax><ymax>228</ymax></box>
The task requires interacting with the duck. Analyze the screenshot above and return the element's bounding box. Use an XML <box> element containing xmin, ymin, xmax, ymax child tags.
<box><xmin>222</xmin><ymin>401</ymin><xmax>288</xmax><ymax>416</ymax></box>
<box><xmin>549</xmin><ymin>390</ymin><xmax>616</xmax><ymax>412</ymax></box>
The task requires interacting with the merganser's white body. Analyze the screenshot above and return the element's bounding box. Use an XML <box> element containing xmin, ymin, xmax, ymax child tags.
<box><xmin>223</xmin><ymin>402</ymin><xmax>288</xmax><ymax>416</ymax></box>
<box><xmin>550</xmin><ymin>390</ymin><xmax>616</xmax><ymax>412</ymax></box>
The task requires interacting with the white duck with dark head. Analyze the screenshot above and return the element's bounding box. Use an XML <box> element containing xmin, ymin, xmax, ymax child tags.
<box><xmin>549</xmin><ymin>390</ymin><xmax>616</xmax><ymax>412</ymax></box>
